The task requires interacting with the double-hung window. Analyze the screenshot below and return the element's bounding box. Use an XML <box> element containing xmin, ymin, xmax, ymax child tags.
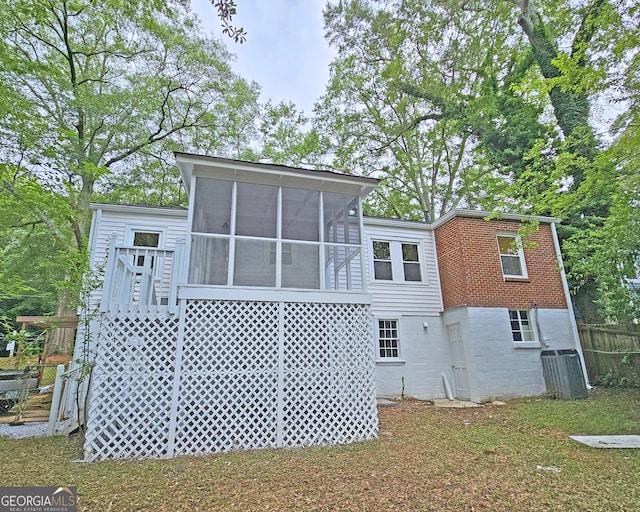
<box><xmin>373</xmin><ymin>241</ymin><xmax>392</xmax><ymax>280</ymax></box>
<box><xmin>497</xmin><ymin>234</ymin><xmax>527</xmax><ymax>278</ymax></box>
<box><xmin>372</xmin><ymin>240</ymin><xmax>423</xmax><ymax>282</ymax></box>
<box><xmin>402</xmin><ymin>243</ymin><xmax>421</xmax><ymax>281</ymax></box>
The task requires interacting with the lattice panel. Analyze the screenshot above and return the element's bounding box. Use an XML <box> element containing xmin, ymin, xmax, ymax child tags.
<box><xmin>84</xmin><ymin>313</ymin><xmax>179</xmax><ymax>460</ymax></box>
<box><xmin>281</xmin><ymin>303</ymin><xmax>378</xmax><ymax>446</ymax></box>
<box><xmin>84</xmin><ymin>300</ymin><xmax>378</xmax><ymax>460</ymax></box>
<box><xmin>173</xmin><ymin>301</ymin><xmax>280</xmax><ymax>455</ymax></box>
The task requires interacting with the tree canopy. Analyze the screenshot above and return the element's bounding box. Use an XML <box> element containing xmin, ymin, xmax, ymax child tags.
<box><xmin>316</xmin><ymin>0</ymin><xmax>639</xmax><ymax>319</ymax></box>
<box><xmin>1</xmin><ymin>0</ymin><xmax>638</xmax><ymax>324</ymax></box>
<box><xmin>0</xmin><ymin>0</ymin><xmax>260</xmax><ymax>333</ymax></box>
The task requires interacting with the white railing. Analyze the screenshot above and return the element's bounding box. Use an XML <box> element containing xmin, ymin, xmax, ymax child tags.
<box><xmin>100</xmin><ymin>236</ymin><xmax>186</xmax><ymax>314</ymax></box>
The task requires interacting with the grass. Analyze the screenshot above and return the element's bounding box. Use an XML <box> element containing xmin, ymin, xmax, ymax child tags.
<box><xmin>1</xmin><ymin>389</ymin><xmax>639</xmax><ymax>511</ymax></box>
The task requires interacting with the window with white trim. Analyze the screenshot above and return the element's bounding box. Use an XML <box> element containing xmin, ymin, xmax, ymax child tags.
<box><xmin>372</xmin><ymin>240</ymin><xmax>423</xmax><ymax>282</ymax></box>
<box><xmin>125</xmin><ymin>226</ymin><xmax>164</xmax><ymax>267</ymax></box>
<box><xmin>373</xmin><ymin>241</ymin><xmax>392</xmax><ymax>280</ymax></box>
<box><xmin>402</xmin><ymin>243</ymin><xmax>422</xmax><ymax>281</ymax></box>
<box><xmin>509</xmin><ymin>310</ymin><xmax>537</xmax><ymax>343</ymax></box>
<box><xmin>377</xmin><ymin>319</ymin><xmax>400</xmax><ymax>358</ymax></box>
<box><xmin>497</xmin><ymin>234</ymin><xmax>527</xmax><ymax>277</ymax></box>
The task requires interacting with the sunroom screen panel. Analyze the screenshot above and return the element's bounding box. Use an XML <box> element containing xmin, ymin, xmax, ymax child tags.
<box><xmin>233</xmin><ymin>239</ymin><xmax>276</xmax><ymax>287</ymax></box>
<box><xmin>282</xmin><ymin>188</ymin><xmax>320</xmax><ymax>241</ymax></box>
<box><xmin>192</xmin><ymin>178</ymin><xmax>232</xmax><ymax>234</ymax></box>
<box><xmin>235</xmin><ymin>183</ymin><xmax>278</xmax><ymax>238</ymax></box>
<box><xmin>281</xmin><ymin>244</ymin><xmax>320</xmax><ymax>289</ymax></box>
<box><xmin>188</xmin><ymin>236</ymin><xmax>229</xmax><ymax>285</ymax></box>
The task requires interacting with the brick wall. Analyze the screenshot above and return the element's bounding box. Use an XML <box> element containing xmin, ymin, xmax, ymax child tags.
<box><xmin>434</xmin><ymin>216</ymin><xmax>567</xmax><ymax>310</ymax></box>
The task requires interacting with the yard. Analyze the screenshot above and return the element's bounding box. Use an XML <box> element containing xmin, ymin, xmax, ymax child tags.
<box><xmin>1</xmin><ymin>389</ymin><xmax>639</xmax><ymax>511</ymax></box>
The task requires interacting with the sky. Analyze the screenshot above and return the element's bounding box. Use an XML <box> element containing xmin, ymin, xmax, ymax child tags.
<box><xmin>193</xmin><ymin>0</ymin><xmax>335</xmax><ymax>114</ymax></box>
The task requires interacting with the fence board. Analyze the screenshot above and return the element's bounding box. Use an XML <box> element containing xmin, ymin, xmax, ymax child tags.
<box><xmin>577</xmin><ymin>323</ymin><xmax>640</xmax><ymax>387</ymax></box>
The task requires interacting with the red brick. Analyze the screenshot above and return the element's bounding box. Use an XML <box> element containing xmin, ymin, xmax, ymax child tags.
<box><xmin>434</xmin><ymin>216</ymin><xmax>567</xmax><ymax>310</ymax></box>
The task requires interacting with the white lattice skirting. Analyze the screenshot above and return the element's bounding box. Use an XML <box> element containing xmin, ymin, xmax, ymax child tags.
<box><xmin>84</xmin><ymin>300</ymin><xmax>378</xmax><ymax>460</ymax></box>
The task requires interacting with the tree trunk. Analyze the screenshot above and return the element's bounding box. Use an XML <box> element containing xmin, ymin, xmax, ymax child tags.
<box><xmin>515</xmin><ymin>3</ymin><xmax>595</xmax><ymax>153</ymax></box>
<box><xmin>46</xmin><ymin>290</ymin><xmax>77</xmax><ymax>355</ymax></box>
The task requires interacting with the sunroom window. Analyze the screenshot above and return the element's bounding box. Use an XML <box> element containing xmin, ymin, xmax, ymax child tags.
<box><xmin>188</xmin><ymin>177</ymin><xmax>363</xmax><ymax>291</ymax></box>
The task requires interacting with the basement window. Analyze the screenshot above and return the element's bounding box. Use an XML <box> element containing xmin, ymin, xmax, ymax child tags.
<box><xmin>509</xmin><ymin>310</ymin><xmax>537</xmax><ymax>343</ymax></box>
<box><xmin>378</xmin><ymin>319</ymin><xmax>400</xmax><ymax>359</ymax></box>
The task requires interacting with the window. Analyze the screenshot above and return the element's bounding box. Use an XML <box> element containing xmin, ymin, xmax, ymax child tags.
<box><xmin>372</xmin><ymin>240</ymin><xmax>423</xmax><ymax>283</ymax></box>
<box><xmin>373</xmin><ymin>241</ymin><xmax>392</xmax><ymax>280</ymax></box>
<box><xmin>378</xmin><ymin>319</ymin><xmax>399</xmax><ymax>358</ymax></box>
<box><xmin>402</xmin><ymin>243</ymin><xmax>422</xmax><ymax>281</ymax></box>
<box><xmin>509</xmin><ymin>310</ymin><xmax>536</xmax><ymax>343</ymax></box>
<box><xmin>497</xmin><ymin>234</ymin><xmax>527</xmax><ymax>277</ymax></box>
<box><xmin>125</xmin><ymin>227</ymin><xmax>163</xmax><ymax>267</ymax></box>
<box><xmin>133</xmin><ymin>232</ymin><xmax>160</xmax><ymax>248</ymax></box>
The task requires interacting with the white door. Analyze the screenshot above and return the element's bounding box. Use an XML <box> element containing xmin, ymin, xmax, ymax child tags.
<box><xmin>124</xmin><ymin>226</ymin><xmax>164</xmax><ymax>306</ymax></box>
<box><xmin>448</xmin><ymin>324</ymin><xmax>470</xmax><ymax>400</ymax></box>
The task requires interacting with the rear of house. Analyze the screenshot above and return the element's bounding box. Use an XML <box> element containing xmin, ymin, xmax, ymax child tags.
<box><xmin>363</xmin><ymin>211</ymin><xmax>587</xmax><ymax>403</ymax></box>
<box><xmin>72</xmin><ymin>154</ymin><xmax>588</xmax><ymax>460</ymax></box>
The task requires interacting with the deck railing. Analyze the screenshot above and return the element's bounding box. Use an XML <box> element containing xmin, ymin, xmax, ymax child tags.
<box><xmin>100</xmin><ymin>236</ymin><xmax>186</xmax><ymax>314</ymax></box>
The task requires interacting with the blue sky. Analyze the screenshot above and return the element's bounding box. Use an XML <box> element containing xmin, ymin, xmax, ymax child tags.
<box><xmin>193</xmin><ymin>0</ymin><xmax>335</xmax><ymax>114</ymax></box>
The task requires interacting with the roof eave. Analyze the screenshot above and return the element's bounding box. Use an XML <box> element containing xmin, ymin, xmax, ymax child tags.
<box><xmin>431</xmin><ymin>209</ymin><xmax>562</xmax><ymax>229</ymax></box>
<box><xmin>174</xmin><ymin>152</ymin><xmax>380</xmax><ymax>198</ymax></box>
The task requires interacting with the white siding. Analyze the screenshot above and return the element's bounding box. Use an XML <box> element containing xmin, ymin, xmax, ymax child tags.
<box><xmin>363</xmin><ymin>220</ymin><xmax>449</xmax><ymax>399</ymax></box>
<box><xmin>363</xmin><ymin>221</ymin><xmax>443</xmax><ymax>316</ymax></box>
<box><xmin>88</xmin><ymin>206</ymin><xmax>188</xmax><ymax>308</ymax></box>
<box><xmin>374</xmin><ymin>315</ymin><xmax>452</xmax><ymax>399</ymax></box>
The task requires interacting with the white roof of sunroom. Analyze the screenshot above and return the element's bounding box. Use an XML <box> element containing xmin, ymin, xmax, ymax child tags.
<box><xmin>174</xmin><ymin>152</ymin><xmax>380</xmax><ymax>198</ymax></box>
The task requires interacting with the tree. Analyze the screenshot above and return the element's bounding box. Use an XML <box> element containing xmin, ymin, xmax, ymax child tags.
<box><xmin>0</xmin><ymin>164</ymin><xmax>72</xmax><ymax>319</ymax></box>
<box><xmin>319</xmin><ymin>0</ymin><xmax>639</xmax><ymax>319</ymax></box>
<box><xmin>500</xmin><ymin>0</ymin><xmax>639</xmax><ymax>319</ymax></box>
<box><xmin>209</xmin><ymin>0</ymin><xmax>247</xmax><ymax>43</ymax></box>
<box><xmin>256</xmin><ymin>101</ymin><xmax>327</xmax><ymax>167</ymax></box>
<box><xmin>0</xmin><ymin>0</ymin><xmax>260</xmax><ymax>348</ymax></box>
<box><xmin>318</xmin><ymin>0</ymin><xmax>522</xmax><ymax>221</ymax></box>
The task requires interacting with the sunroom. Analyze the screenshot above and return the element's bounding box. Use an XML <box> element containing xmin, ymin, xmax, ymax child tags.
<box><xmin>178</xmin><ymin>153</ymin><xmax>378</xmax><ymax>299</ymax></box>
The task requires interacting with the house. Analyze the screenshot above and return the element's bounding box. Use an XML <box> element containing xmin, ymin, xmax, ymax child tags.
<box><xmin>72</xmin><ymin>153</ymin><xmax>588</xmax><ymax>460</ymax></box>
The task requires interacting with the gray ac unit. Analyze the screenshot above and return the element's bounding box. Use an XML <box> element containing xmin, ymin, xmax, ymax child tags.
<box><xmin>541</xmin><ymin>349</ymin><xmax>588</xmax><ymax>399</ymax></box>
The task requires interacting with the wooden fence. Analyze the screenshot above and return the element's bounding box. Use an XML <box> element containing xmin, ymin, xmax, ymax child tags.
<box><xmin>577</xmin><ymin>322</ymin><xmax>640</xmax><ymax>387</ymax></box>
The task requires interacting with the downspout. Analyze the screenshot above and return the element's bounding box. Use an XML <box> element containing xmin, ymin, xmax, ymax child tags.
<box><xmin>551</xmin><ymin>222</ymin><xmax>591</xmax><ymax>388</ymax></box>
<box><xmin>442</xmin><ymin>373</ymin><xmax>454</xmax><ymax>400</ymax></box>
<box><xmin>532</xmin><ymin>303</ymin><xmax>548</xmax><ymax>348</ymax></box>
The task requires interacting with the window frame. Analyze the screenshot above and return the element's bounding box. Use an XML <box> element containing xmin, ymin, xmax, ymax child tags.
<box><xmin>508</xmin><ymin>309</ymin><xmax>539</xmax><ymax>346</ymax></box>
<box><xmin>376</xmin><ymin>318</ymin><xmax>401</xmax><ymax>360</ymax></box>
<box><xmin>124</xmin><ymin>225</ymin><xmax>166</xmax><ymax>249</ymax></box>
<box><xmin>497</xmin><ymin>233</ymin><xmax>528</xmax><ymax>278</ymax></box>
<box><xmin>370</xmin><ymin>239</ymin><xmax>425</xmax><ymax>284</ymax></box>
<box><xmin>124</xmin><ymin>225</ymin><xmax>166</xmax><ymax>269</ymax></box>
<box><xmin>372</xmin><ymin>241</ymin><xmax>393</xmax><ymax>281</ymax></box>
<box><xmin>401</xmin><ymin>242</ymin><xmax>422</xmax><ymax>282</ymax></box>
